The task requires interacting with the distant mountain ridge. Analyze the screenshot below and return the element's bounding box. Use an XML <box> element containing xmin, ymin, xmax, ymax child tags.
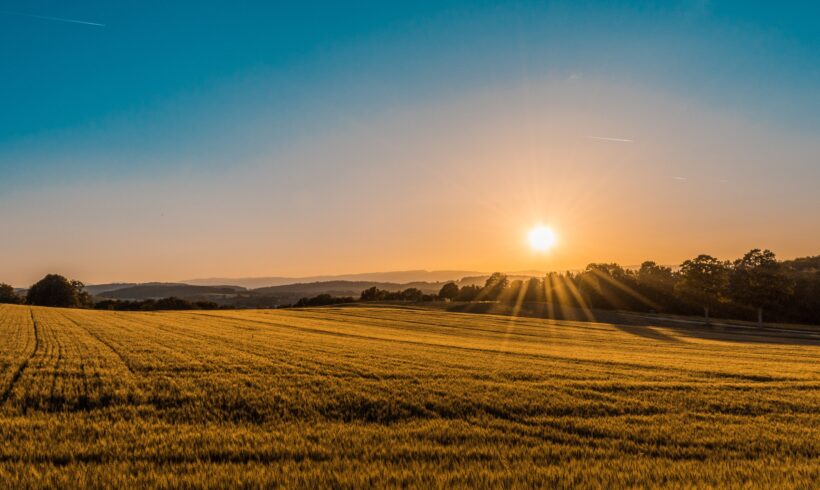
<box><xmin>98</xmin><ymin>284</ymin><xmax>246</xmax><ymax>301</ymax></box>
<box><xmin>83</xmin><ymin>269</ymin><xmax>588</xmax><ymax>306</ymax></box>
<box><xmin>182</xmin><ymin>270</ymin><xmax>485</xmax><ymax>289</ymax></box>
<box><xmin>252</xmin><ymin>280</ymin><xmax>444</xmax><ymax>297</ymax></box>
<box><xmin>84</xmin><ymin>270</ymin><xmax>561</xmax><ymax>301</ymax></box>
<box><xmin>84</xmin><ymin>283</ymin><xmax>138</xmax><ymax>295</ymax></box>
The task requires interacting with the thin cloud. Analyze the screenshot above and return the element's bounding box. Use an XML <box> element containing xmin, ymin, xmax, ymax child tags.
<box><xmin>588</xmin><ymin>136</ymin><xmax>633</xmax><ymax>143</ymax></box>
<box><xmin>0</xmin><ymin>10</ymin><xmax>105</xmax><ymax>27</ymax></box>
<box><xmin>673</xmin><ymin>176</ymin><xmax>688</xmax><ymax>181</ymax></box>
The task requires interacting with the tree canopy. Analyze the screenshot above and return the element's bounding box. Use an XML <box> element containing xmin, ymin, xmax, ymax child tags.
<box><xmin>438</xmin><ymin>282</ymin><xmax>460</xmax><ymax>300</ymax></box>
<box><xmin>728</xmin><ymin>249</ymin><xmax>794</xmax><ymax>324</ymax></box>
<box><xmin>26</xmin><ymin>274</ymin><xmax>91</xmax><ymax>308</ymax></box>
<box><xmin>0</xmin><ymin>283</ymin><xmax>21</xmax><ymax>304</ymax></box>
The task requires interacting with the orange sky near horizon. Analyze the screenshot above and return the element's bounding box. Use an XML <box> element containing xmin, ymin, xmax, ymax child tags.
<box><xmin>2</xmin><ymin>79</ymin><xmax>818</xmax><ymax>287</ymax></box>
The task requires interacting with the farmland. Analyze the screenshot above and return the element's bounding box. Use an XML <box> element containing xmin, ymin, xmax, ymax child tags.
<box><xmin>0</xmin><ymin>304</ymin><xmax>818</xmax><ymax>488</ymax></box>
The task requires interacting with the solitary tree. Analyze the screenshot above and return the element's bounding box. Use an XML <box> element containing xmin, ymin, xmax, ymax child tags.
<box><xmin>438</xmin><ymin>282</ymin><xmax>460</xmax><ymax>301</ymax></box>
<box><xmin>675</xmin><ymin>255</ymin><xmax>728</xmax><ymax>325</ymax></box>
<box><xmin>729</xmin><ymin>249</ymin><xmax>793</xmax><ymax>326</ymax></box>
<box><xmin>26</xmin><ymin>274</ymin><xmax>87</xmax><ymax>308</ymax></box>
<box><xmin>0</xmin><ymin>283</ymin><xmax>20</xmax><ymax>304</ymax></box>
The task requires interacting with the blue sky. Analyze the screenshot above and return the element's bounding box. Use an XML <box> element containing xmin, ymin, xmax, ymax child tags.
<box><xmin>1</xmin><ymin>1</ymin><xmax>818</xmax><ymax>285</ymax></box>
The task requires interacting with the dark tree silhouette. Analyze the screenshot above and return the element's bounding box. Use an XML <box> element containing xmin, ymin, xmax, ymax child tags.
<box><xmin>675</xmin><ymin>255</ymin><xmax>728</xmax><ymax>325</ymax></box>
<box><xmin>71</xmin><ymin>280</ymin><xmax>94</xmax><ymax>308</ymax></box>
<box><xmin>729</xmin><ymin>249</ymin><xmax>794</xmax><ymax>326</ymax></box>
<box><xmin>360</xmin><ymin>287</ymin><xmax>384</xmax><ymax>301</ymax></box>
<box><xmin>400</xmin><ymin>288</ymin><xmax>424</xmax><ymax>302</ymax></box>
<box><xmin>296</xmin><ymin>294</ymin><xmax>355</xmax><ymax>307</ymax></box>
<box><xmin>26</xmin><ymin>274</ymin><xmax>86</xmax><ymax>308</ymax></box>
<box><xmin>455</xmin><ymin>284</ymin><xmax>481</xmax><ymax>301</ymax></box>
<box><xmin>637</xmin><ymin>261</ymin><xmax>674</xmax><ymax>290</ymax></box>
<box><xmin>0</xmin><ymin>283</ymin><xmax>20</xmax><ymax>304</ymax></box>
<box><xmin>636</xmin><ymin>261</ymin><xmax>676</xmax><ymax>310</ymax></box>
<box><xmin>524</xmin><ymin>277</ymin><xmax>543</xmax><ymax>302</ymax></box>
<box><xmin>481</xmin><ymin>273</ymin><xmax>508</xmax><ymax>301</ymax></box>
<box><xmin>438</xmin><ymin>282</ymin><xmax>460</xmax><ymax>301</ymax></box>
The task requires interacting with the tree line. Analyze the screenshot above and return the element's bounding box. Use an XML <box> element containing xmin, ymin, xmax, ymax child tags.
<box><xmin>294</xmin><ymin>249</ymin><xmax>817</xmax><ymax>325</ymax></box>
<box><xmin>0</xmin><ymin>274</ymin><xmax>221</xmax><ymax>311</ymax></box>
<box><xmin>2</xmin><ymin>250</ymin><xmax>818</xmax><ymax>324</ymax></box>
<box><xmin>426</xmin><ymin>250</ymin><xmax>816</xmax><ymax>325</ymax></box>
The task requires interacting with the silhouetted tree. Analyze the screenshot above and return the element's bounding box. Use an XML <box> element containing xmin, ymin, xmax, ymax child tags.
<box><xmin>71</xmin><ymin>280</ymin><xmax>94</xmax><ymax>308</ymax></box>
<box><xmin>154</xmin><ymin>297</ymin><xmax>195</xmax><ymax>310</ymax></box>
<box><xmin>675</xmin><ymin>255</ymin><xmax>728</xmax><ymax>325</ymax></box>
<box><xmin>636</xmin><ymin>261</ymin><xmax>677</xmax><ymax>311</ymax></box>
<box><xmin>637</xmin><ymin>261</ymin><xmax>674</xmax><ymax>288</ymax></box>
<box><xmin>729</xmin><ymin>249</ymin><xmax>794</xmax><ymax>326</ymax></box>
<box><xmin>296</xmin><ymin>294</ymin><xmax>355</xmax><ymax>307</ymax></box>
<box><xmin>481</xmin><ymin>273</ymin><xmax>508</xmax><ymax>301</ymax></box>
<box><xmin>360</xmin><ymin>286</ymin><xmax>384</xmax><ymax>301</ymax></box>
<box><xmin>193</xmin><ymin>301</ymin><xmax>220</xmax><ymax>310</ymax></box>
<box><xmin>0</xmin><ymin>283</ymin><xmax>20</xmax><ymax>304</ymax></box>
<box><xmin>455</xmin><ymin>284</ymin><xmax>481</xmax><ymax>301</ymax></box>
<box><xmin>94</xmin><ymin>298</ymin><xmax>221</xmax><ymax>311</ymax></box>
<box><xmin>438</xmin><ymin>282</ymin><xmax>460</xmax><ymax>301</ymax></box>
<box><xmin>576</xmin><ymin>263</ymin><xmax>645</xmax><ymax>311</ymax></box>
<box><xmin>542</xmin><ymin>273</ymin><xmax>563</xmax><ymax>305</ymax></box>
<box><xmin>524</xmin><ymin>277</ymin><xmax>543</xmax><ymax>302</ymax></box>
<box><xmin>26</xmin><ymin>274</ymin><xmax>87</xmax><ymax>308</ymax></box>
<box><xmin>400</xmin><ymin>288</ymin><xmax>424</xmax><ymax>302</ymax></box>
<box><xmin>789</xmin><ymin>270</ymin><xmax>820</xmax><ymax>324</ymax></box>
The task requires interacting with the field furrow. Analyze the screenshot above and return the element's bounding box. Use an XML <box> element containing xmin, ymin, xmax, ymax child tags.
<box><xmin>0</xmin><ymin>308</ymin><xmax>38</xmax><ymax>406</ymax></box>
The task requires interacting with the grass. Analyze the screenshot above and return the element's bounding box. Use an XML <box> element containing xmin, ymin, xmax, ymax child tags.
<box><xmin>0</xmin><ymin>303</ymin><xmax>818</xmax><ymax>488</ymax></box>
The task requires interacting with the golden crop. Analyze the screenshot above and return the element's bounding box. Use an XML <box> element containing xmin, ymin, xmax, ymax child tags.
<box><xmin>0</xmin><ymin>304</ymin><xmax>817</xmax><ymax>488</ymax></box>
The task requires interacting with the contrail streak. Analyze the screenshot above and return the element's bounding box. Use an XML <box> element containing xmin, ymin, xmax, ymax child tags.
<box><xmin>0</xmin><ymin>10</ymin><xmax>105</xmax><ymax>27</ymax></box>
<box><xmin>588</xmin><ymin>136</ymin><xmax>633</xmax><ymax>143</ymax></box>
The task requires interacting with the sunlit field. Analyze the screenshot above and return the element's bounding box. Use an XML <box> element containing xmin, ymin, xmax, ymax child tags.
<box><xmin>0</xmin><ymin>303</ymin><xmax>818</xmax><ymax>487</ymax></box>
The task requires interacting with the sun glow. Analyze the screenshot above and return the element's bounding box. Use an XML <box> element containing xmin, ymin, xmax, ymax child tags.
<box><xmin>527</xmin><ymin>225</ymin><xmax>557</xmax><ymax>252</ymax></box>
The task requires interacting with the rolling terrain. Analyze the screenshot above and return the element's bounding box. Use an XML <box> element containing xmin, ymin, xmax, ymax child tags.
<box><xmin>0</xmin><ymin>303</ymin><xmax>817</xmax><ymax>487</ymax></box>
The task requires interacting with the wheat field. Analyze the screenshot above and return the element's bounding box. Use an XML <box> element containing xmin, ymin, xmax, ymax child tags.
<box><xmin>0</xmin><ymin>303</ymin><xmax>817</xmax><ymax>488</ymax></box>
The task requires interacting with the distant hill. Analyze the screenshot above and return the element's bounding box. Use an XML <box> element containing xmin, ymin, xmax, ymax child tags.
<box><xmin>99</xmin><ymin>284</ymin><xmax>246</xmax><ymax>300</ymax></box>
<box><xmin>183</xmin><ymin>270</ymin><xmax>483</xmax><ymax>289</ymax></box>
<box><xmin>84</xmin><ymin>283</ymin><xmax>137</xmax><ymax>295</ymax></box>
<box><xmin>253</xmin><ymin>280</ymin><xmax>443</xmax><ymax>297</ymax></box>
<box><xmin>88</xmin><ymin>273</ymin><xmax>553</xmax><ymax>306</ymax></box>
<box><xmin>91</xmin><ymin>280</ymin><xmax>447</xmax><ymax>307</ymax></box>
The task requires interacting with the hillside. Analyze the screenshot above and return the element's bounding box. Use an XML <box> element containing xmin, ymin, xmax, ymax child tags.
<box><xmin>93</xmin><ymin>280</ymin><xmax>448</xmax><ymax>307</ymax></box>
<box><xmin>82</xmin><ymin>273</ymin><xmax>548</xmax><ymax>307</ymax></box>
<box><xmin>183</xmin><ymin>270</ymin><xmax>484</xmax><ymax>289</ymax></box>
<box><xmin>251</xmin><ymin>280</ymin><xmax>443</xmax><ymax>296</ymax></box>
<box><xmin>0</xmin><ymin>304</ymin><xmax>817</xmax><ymax>487</ymax></box>
<box><xmin>98</xmin><ymin>283</ymin><xmax>246</xmax><ymax>300</ymax></box>
<box><xmin>82</xmin><ymin>283</ymin><xmax>136</xmax><ymax>295</ymax></box>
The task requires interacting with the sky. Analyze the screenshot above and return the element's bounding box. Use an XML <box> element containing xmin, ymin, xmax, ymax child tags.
<box><xmin>1</xmin><ymin>1</ymin><xmax>818</xmax><ymax>286</ymax></box>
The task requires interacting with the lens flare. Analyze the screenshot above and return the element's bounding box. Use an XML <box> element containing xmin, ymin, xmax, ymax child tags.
<box><xmin>527</xmin><ymin>225</ymin><xmax>557</xmax><ymax>252</ymax></box>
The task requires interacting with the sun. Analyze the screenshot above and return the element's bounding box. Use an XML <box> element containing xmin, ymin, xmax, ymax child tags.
<box><xmin>527</xmin><ymin>225</ymin><xmax>557</xmax><ymax>252</ymax></box>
